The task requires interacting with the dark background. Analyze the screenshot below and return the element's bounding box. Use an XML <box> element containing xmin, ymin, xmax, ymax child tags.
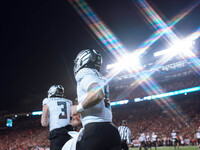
<box><xmin>0</xmin><ymin>0</ymin><xmax>199</xmax><ymax>113</ymax></box>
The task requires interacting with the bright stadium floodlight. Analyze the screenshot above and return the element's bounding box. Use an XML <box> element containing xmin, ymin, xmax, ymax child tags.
<box><xmin>32</xmin><ymin>111</ymin><xmax>43</xmax><ymax>115</ymax></box>
<box><xmin>154</xmin><ymin>39</ymin><xmax>195</xmax><ymax>57</ymax></box>
<box><xmin>134</xmin><ymin>86</ymin><xmax>200</xmax><ymax>102</ymax></box>
<box><xmin>154</xmin><ymin>49</ymin><xmax>169</xmax><ymax>57</ymax></box>
<box><xmin>170</xmin><ymin>39</ymin><xmax>194</xmax><ymax>57</ymax></box>
<box><xmin>106</xmin><ymin>52</ymin><xmax>141</xmax><ymax>72</ymax></box>
<box><xmin>110</xmin><ymin>100</ymin><xmax>129</xmax><ymax>106</ymax></box>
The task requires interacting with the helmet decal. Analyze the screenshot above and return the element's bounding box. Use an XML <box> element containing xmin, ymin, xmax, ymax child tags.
<box><xmin>48</xmin><ymin>85</ymin><xmax>64</xmax><ymax>98</ymax></box>
<box><xmin>74</xmin><ymin>49</ymin><xmax>102</xmax><ymax>76</ymax></box>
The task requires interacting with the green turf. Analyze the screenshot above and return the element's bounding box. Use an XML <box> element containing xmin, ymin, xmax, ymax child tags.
<box><xmin>130</xmin><ymin>146</ymin><xmax>198</xmax><ymax>150</ymax></box>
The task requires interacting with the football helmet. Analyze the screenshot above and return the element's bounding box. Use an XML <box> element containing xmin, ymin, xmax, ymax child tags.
<box><xmin>73</xmin><ymin>49</ymin><xmax>102</xmax><ymax>76</ymax></box>
<box><xmin>48</xmin><ymin>85</ymin><xmax>64</xmax><ymax>98</ymax></box>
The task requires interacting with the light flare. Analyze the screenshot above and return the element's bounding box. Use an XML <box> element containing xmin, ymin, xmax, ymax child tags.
<box><xmin>69</xmin><ymin>0</ymin><xmax>200</xmax><ymax>124</ymax></box>
<box><xmin>107</xmin><ymin>52</ymin><xmax>142</xmax><ymax>72</ymax></box>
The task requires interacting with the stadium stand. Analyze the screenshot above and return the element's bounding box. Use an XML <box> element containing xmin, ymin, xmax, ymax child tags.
<box><xmin>0</xmin><ymin>116</ymin><xmax>50</xmax><ymax>150</ymax></box>
<box><xmin>110</xmin><ymin>71</ymin><xmax>200</xmax><ymax>101</ymax></box>
<box><xmin>112</xmin><ymin>93</ymin><xmax>200</xmax><ymax>147</ymax></box>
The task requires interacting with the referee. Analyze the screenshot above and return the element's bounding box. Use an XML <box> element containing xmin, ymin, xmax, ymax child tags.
<box><xmin>118</xmin><ymin>120</ymin><xmax>131</xmax><ymax>150</ymax></box>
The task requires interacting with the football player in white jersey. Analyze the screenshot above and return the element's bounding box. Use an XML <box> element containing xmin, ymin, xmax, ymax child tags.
<box><xmin>196</xmin><ymin>126</ymin><xmax>200</xmax><ymax>150</ymax></box>
<box><xmin>151</xmin><ymin>132</ymin><xmax>157</xmax><ymax>150</ymax></box>
<box><xmin>171</xmin><ymin>130</ymin><xmax>179</xmax><ymax>150</ymax></box>
<box><xmin>41</xmin><ymin>85</ymin><xmax>74</xmax><ymax>150</ymax></box>
<box><xmin>146</xmin><ymin>133</ymin><xmax>151</xmax><ymax>150</ymax></box>
<box><xmin>138</xmin><ymin>133</ymin><xmax>146</xmax><ymax>150</ymax></box>
<box><xmin>71</xmin><ymin>49</ymin><xmax>121</xmax><ymax>150</ymax></box>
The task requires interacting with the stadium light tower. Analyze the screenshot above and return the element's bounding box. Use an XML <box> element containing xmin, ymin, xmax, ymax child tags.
<box><xmin>106</xmin><ymin>52</ymin><xmax>141</xmax><ymax>73</ymax></box>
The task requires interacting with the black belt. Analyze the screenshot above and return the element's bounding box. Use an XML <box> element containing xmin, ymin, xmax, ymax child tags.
<box><xmin>85</xmin><ymin>122</ymin><xmax>111</xmax><ymax>127</ymax></box>
<box><xmin>50</xmin><ymin>125</ymin><xmax>73</xmax><ymax>134</ymax></box>
<box><xmin>86</xmin><ymin>122</ymin><xmax>111</xmax><ymax>125</ymax></box>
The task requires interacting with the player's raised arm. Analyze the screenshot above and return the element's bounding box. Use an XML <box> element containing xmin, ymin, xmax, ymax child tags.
<box><xmin>71</xmin><ymin>82</ymin><xmax>104</xmax><ymax>115</ymax></box>
<box><xmin>82</xmin><ymin>82</ymin><xmax>104</xmax><ymax>109</ymax></box>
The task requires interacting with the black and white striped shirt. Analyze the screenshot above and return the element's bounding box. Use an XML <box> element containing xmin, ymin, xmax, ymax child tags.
<box><xmin>118</xmin><ymin>125</ymin><xmax>131</xmax><ymax>144</ymax></box>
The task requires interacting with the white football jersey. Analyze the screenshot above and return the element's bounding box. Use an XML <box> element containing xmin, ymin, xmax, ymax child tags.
<box><xmin>171</xmin><ymin>132</ymin><xmax>176</xmax><ymax>139</ymax></box>
<box><xmin>152</xmin><ymin>134</ymin><xmax>157</xmax><ymax>141</ymax></box>
<box><xmin>146</xmin><ymin>135</ymin><xmax>150</xmax><ymax>141</ymax></box>
<box><xmin>197</xmin><ymin>132</ymin><xmax>200</xmax><ymax>139</ymax></box>
<box><xmin>42</xmin><ymin>97</ymin><xmax>72</xmax><ymax>131</ymax></box>
<box><xmin>139</xmin><ymin>134</ymin><xmax>146</xmax><ymax>142</ymax></box>
<box><xmin>75</xmin><ymin>68</ymin><xmax>112</xmax><ymax>127</ymax></box>
<box><xmin>138</xmin><ymin>136</ymin><xmax>143</xmax><ymax>142</ymax></box>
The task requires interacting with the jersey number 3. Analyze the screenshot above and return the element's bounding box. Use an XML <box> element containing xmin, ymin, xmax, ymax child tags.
<box><xmin>57</xmin><ymin>102</ymin><xmax>67</xmax><ymax>119</ymax></box>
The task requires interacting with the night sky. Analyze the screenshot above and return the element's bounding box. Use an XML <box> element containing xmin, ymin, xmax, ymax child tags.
<box><xmin>0</xmin><ymin>0</ymin><xmax>200</xmax><ymax>113</ymax></box>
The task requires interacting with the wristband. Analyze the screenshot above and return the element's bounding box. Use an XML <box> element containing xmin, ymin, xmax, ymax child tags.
<box><xmin>77</xmin><ymin>103</ymin><xmax>85</xmax><ymax>113</ymax></box>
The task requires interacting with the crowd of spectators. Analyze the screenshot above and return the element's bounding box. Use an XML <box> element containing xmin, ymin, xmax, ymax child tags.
<box><xmin>0</xmin><ymin>116</ymin><xmax>49</xmax><ymax>150</ymax></box>
<box><xmin>0</xmin><ymin>127</ymin><xmax>49</xmax><ymax>150</ymax></box>
<box><xmin>110</xmin><ymin>73</ymin><xmax>200</xmax><ymax>101</ymax></box>
<box><xmin>112</xmin><ymin>94</ymin><xmax>200</xmax><ymax>146</ymax></box>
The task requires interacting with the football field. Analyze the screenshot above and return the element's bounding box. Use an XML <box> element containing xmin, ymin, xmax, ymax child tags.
<box><xmin>130</xmin><ymin>146</ymin><xmax>198</xmax><ymax>150</ymax></box>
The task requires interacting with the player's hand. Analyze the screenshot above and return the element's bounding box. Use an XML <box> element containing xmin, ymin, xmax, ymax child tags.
<box><xmin>71</xmin><ymin>105</ymin><xmax>79</xmax><ymax>116</ymax></box>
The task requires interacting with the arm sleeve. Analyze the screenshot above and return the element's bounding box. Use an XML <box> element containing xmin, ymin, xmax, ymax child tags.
<box><xmin>42</xmin><ymin>98</ymin><xmax>49</xmax><ymax>106</ymax></box>
<box><xmin>66</xmin><ymin>99</ymin><xmax>72</xmax><ymax>106</ymax></box>
<box><xmin>80</xmin><ymin>75</ymin><xmax>103</xmax><ymax>91</ymax></box>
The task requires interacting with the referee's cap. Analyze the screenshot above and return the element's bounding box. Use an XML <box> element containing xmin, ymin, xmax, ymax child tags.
<box><xmin>122</xmin><ymin>120</ymin><xmax>127</xmax><ymax>125</ymax></box>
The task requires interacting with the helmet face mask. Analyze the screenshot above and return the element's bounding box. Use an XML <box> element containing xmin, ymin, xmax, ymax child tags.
<box><xmin>73</xmin><ymin>49</ymin><xmax>102</xmax><ymax>76</ymax></box>
<box><xmin>48</xmin><ymin>85</ymin><xmax>64</xmax><ymax>98</ymax></box>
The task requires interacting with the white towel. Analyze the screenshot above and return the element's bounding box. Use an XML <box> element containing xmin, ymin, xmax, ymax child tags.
<box><xmin>62</xmin><ymin>128</ymin><xmax>84</xmax><ymax>150</ymax></box>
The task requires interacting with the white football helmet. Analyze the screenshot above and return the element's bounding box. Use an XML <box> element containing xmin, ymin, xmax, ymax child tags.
<box><xmin>48</xmin><ymin>85</ymin><xmax>64</xmax><ymax>98</ymax></box>
<box><xmin>73</xmin><ymin>49</ymin><xmax>102</xmax><ymax>76</ymax></box>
